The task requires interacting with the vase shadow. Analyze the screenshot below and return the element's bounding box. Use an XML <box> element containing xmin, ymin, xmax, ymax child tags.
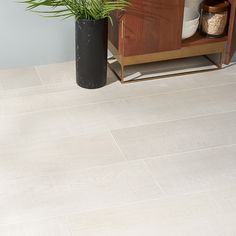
<box><xmin>106</xmin><ymin>68</ymin><xmax>119</xmax><ymax>85</ymax></box>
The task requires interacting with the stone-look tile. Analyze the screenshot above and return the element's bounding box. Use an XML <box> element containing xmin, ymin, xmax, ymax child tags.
<box><xmin>68</xmin><ymin>190</ymin><xmax>236</xmax><ymax>236</ymax></box>
<box><xmin>210</xmin><ymin>186</ymin><xmax>236</xmax><ymax>218</ymax></box>
<box><xmin>1</xmin><ymin>81</ymin><xmax>74</xmax><ymax>99</ymax></box>
<box><xmin>3</xmin><ymin>65</ymin><xmax>236</xmax><ymax>106</ymax></box>
<box><xmin>0</xmin><ymin>67</ymin><xmax>42</xmax><ymax>90</ymax></box>
<box><xmin>145</xmin><ymin>145</ymin><xmax>236</xmax><ymax>195</ymax></box>
<box><xmin>1</xmin><ymin>69</ymin><xmax>236</xmax><ymax>117</ymax></box>
<box><xmin>0</xmin><ymin>132</ymin><xmax>125</xmax><ymax>179</ymax></box>
<box><xmin>111</xmin><ymin>111</ymin><xmax>236</xmax><ymax>160</ymax></box>
<box><xmin>1</xmin><ymin>92</ymin><xmax>69</xmax><ymax>115</ymax></box>
<box><xmin>0</xmin><ymin>218</ymin><xmax>72</xmax><ymax>236</ymax></box>
<box><xmin>105</xmin><ymin>83</ymin><xmax>236</xmax><ymax>128</ymax></box>
<box><xmin>0</xmin><ymin>108</ymin><xmax>71</xmax><ymax>142</ymax></box>
<box><xmin>49</xmin><ymin>160</ymin><xmax>162</xmax><ymax>206</ymax></box>
<box><xmin>64</xmin><ymin>100</ymin><xmax>141</xmax><ymax>136</ymax></box>
<box><xmin>220</xmin><ymin>62</ymin><xmax>236</xmax><ymax>75</ymax></box>
<box><xmin>35</xmin><ymin>61</ymin><xmax>75</xmax><ymax>84</ymax></box>
<box><xmin>0</xmin><ymin>161</ymin><xmax>161</xmax><ymax>224</ymax></box>
<box><xmin>111</xmin><ymin>68</ymin><xmax>236</xmax><ymax>99</ymax></box>
<box><xmin>64</xmin><ymin>83</ymin><xmax>236</xmax><ymax>135</ymax></box>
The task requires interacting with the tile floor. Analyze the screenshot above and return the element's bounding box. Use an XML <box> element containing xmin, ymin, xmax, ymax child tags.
<box><xmin>0</xmin><ymin>59</ymin><xmax>236</xmax><ymax>235</ymax></box>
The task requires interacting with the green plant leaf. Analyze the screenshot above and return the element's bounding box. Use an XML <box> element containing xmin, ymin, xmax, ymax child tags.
<box><xmin>20</xmin><ymin>0</ymin><xmax>130</xmax><ymax>20</ymax></box>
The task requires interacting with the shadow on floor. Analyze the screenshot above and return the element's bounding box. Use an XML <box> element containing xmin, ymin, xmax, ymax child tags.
<box><xmin>106</xmin><ymin>68</ymin><xmax>119</xmax><ymax>85</ymax></box>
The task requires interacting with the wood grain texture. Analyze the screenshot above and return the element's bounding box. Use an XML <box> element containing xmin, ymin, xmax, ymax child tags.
<box><xmin>123</xmin><ymin>0</ymin><xmax>184</xmax><ymax>56</ymax></box>
<box><xmin>182</xmin><ymin>32</ymin><xmax>227</xmax><ymax>47</ymax></box>
<box><xmin>108</xmin><ymin>0</ymin><xmax>185</xmax><ymax>57</ymax></box>
<box><xmin>225</xmin><ymin>1</ymin><xmax>236</xmax><ymax>64</ymax></box>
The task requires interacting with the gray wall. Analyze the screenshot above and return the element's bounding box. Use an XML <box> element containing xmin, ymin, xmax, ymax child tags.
<box><xmin>0</xmin><ymin>1</ymin><xmax>75</xmax><ymax>69</ymax></box>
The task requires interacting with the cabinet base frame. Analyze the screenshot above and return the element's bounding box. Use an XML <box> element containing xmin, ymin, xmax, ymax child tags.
<box><xmin>108</xmin><ymin>41</ymin><xmax>225</xmax><ymax>83</ymax></box>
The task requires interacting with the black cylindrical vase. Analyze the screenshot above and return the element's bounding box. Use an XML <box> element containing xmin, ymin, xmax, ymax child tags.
<box><xmin>75</xmin><ymin>18</ymin><xmax>108</xmax><ymax>89</ymax></box>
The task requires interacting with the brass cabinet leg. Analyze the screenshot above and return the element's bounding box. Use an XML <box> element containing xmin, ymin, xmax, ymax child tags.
<box><xmin>204</xmin><ymin>53</ymin><xmax>224</xmax><ymax>69</ymax></box>
<box><xmin>218</xmin><ymin>53</ymin><xmax>223</xmax><ymax>68</ymax></box>
<box><xmin>120</xmin><ymin>64</ymin><xmax>125</xmax><ymax>83</ymax></box>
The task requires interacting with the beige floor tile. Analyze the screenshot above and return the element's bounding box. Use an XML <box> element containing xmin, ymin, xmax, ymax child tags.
<box><xmin>0</xmin><ymin>161</ymin><xmax>161</xmax><ymax>224</ymax></box>
<box><xmin>64</xmin><ymin>83</ymin><xmax>236</xmax><ymax>135</ymax></box>
<box><xmin>0</xmin><ymin>67</ymin><xmax>42</xmax><ymax>90</ymax></box>
<box><xmin>68</xmin><ymin>190</ymin><xmax>236</xmax><ymax>236</ymax></box>
<box><xmin>110</xmin><ymin>68</ymin><xmax>236</xmax><ymax>98</ymax></box>
<box><xmin>221</xmin><ymin>62</ymin><xmax>236</xmax><ymax>74</ymax></box>
<box><xmin>0</xmin><ymin>108</ymin><xmax>72</xmax><ymax>142</ymax></box>
<box><xmin>49</xmin><ymin>160</ymin><xmax>162</xmax><ymax>206</ymax></box>
<box><xmin>106</xmin><ymin>83</ymin><xmax>236</xmax><ymax>129</ymax></box>
<box><xmin>0</xmin><ymin>218</ymin><xmax>72</xmax><ymax>236</ymax></box>
<box><xmin>145</xmin><ymin>145</ymin><xmax>236</xmax><ymax>195</ymax></box>
<box><xmin>64</xmin><ymin>100</ymin><xmax>142</xmax><ymax>135</ymax></box>
<box><xmin>112</xmin><ymin>111</ymin><xmax>236</xmax><ymax>160</ymax></box>
<box><xmin>0</xmin><ymin>132</ymin><xmax>125</xmax><ymax>179</ymax></box>
<box><xmin>1</xmin><ymin>68</ymin><xmax>236</xmax><ymax>117</ymax></box>
<box><xmin>36</xmin><ymin>61</ymin><xmax>75</xmax><ymax>84</ymax></box>
<box><xmin>1</xmin><ymin>92</ymin><xmax>70</xmax><ymax>115</ymax></box>
<box><xmin>4</xmin><ymin>64</ymin><xmax>235</xmax><ymax>100</ymax></box>
<box><xmin>1</xmin><ymin>81</ymin><xmax>74</xmax><ymax>99</ymax></box>
<box><xmin>210</xmin><ymin>186</ymin><xmax>236</xmax><ymax>217</ymax></box>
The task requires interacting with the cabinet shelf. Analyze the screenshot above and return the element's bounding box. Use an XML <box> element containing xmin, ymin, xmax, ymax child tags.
<box><xmin>182</xmin><ymin>31</ymin><xmax>228</xmax><ymax>47</ymax></box>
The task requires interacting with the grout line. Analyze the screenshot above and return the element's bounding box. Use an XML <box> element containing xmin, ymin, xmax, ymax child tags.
<box><xmin>4</xmin><ymin>143</ymin><xmax>236</xmax><ymax>181</ymax></box>
<box><xmin>142</xmin><ymin>143</ymin><xmax>236</xmax><ymax>161</ymax></box>
<box><xmin>109</xmin><ymin>130</ymin><xmax>128</xmax><ymax>161</ymax></box>
<box><xmin>3</xmin><ymin>77</ymin><xmax>236</xmax><ymax>101</ymax></box>
<box><xmin>2</xmin><ymin>80</ymin><xmax>236</xmax><ymax>119</ymax></box>
<box><xmin>34</xmin><ymin>66</ymin><xmax>44</xmax><ymax>86</ymax></box>
<box><xmin>2</xmin><ymin>68</ymin><xmax>236</xmax><ymax>103</ymax></box>
<box><xmin>64</xmin><ymin>143</ymin><xmax>236</xmax><ymax>176</ymax></box>
<box><xmin>110</xmin><ymin>109</ymin><xmax>236</xmax><ymax>132</ymax></box>
<box><xmin>142</xmin><ymin>159</ymin><xmax>167</xmax><ymax>195</ymax></box>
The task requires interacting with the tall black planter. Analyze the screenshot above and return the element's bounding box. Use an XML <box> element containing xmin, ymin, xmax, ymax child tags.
<box><xmin>75</xmin><ymin>18</ymin><xmax>108</xmax><ymax>89</ymax></box>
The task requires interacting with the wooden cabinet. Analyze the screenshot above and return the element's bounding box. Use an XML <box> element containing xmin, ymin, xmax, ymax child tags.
<box><xmin>226</xmin><ymin>0</ymin><xmax>236</xmax><ymax>63</ymax></box>
<box><xmin>108</xmin><ymin>0</ymin><xmax>236</xmax><ymax>82</ymax></box>
<box><xmin>109</xmin><ymin>0</ymin><xmax>184</xmax><ymax>56</ymax></box>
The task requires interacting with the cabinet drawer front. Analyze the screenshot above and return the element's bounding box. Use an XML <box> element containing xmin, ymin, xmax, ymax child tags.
<box><xmin>122</xmin><ymin>0</ymin><xmax>184</xmax><ymax>56</ymax></box>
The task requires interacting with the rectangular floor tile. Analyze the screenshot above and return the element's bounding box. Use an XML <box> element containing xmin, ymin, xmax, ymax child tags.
<box><xmin>35</xmin><ymin>61</ymin><xmax>75</xmax><ymax>84</ymax></box>
<box><xmin>145</xmin><ymin>145</ymin><xmax>236</xmax><ymax>195</ymax></box>
<box><xmin>0</xmin><ymin>161</ymin><xmax>161</xmax><ymax>224</ymax></box>
<box><xmin>108</xmin><ymin>68</ymin><xmax>236</xmax><ymax>99</ymax></box>
<box><xmin>49</xmin><ymin>160</ymin><xmax>162</xmax><ymax>207</ymax></box>
<box><xmin>64</xmin><ymin>83</ymin><xmax>236</xmax><ymax>135</ymax></box>
<box><xmin>0</xmin><ymin>67</ymin><xmax>42</xmax><ymax>90</ymax></box>
<box><xmin>68</xmin><ymin>190</ymin><xmax>236</xmax><ymax>236</ymax></box>
<box><xmin>1</xmin><ymin>81</ymin><xmax>74</xmax><ymax>99</ymax></box>
<box><xmin>4</xmin><ymin>65</ymin><xmax>236</xmax><ymax>101</ymax></box>
<box><xmin>111</xmin><ymin>111</ymin><xmax>236</xmax><ymax>160</ymax></box>
<box><xmin>1</xmin><ymin>92</ymin><xmax>69</xmax><ymax>115</ymax></box>
<box><xmin>106</xmin><ymin>83</ymin><xmax>236</xmax><ymax>129</ymax></box>
<box><xmin>0</xmin><ymin>108</ymin><xmax>72</xmax><ymax>142</ymax></box>
<box><xmin>0</xmin><ymin>218</ymin><xmax>72</xmax><ymax>236</ymax></box>
<box><xmin>0</xmin><ymin>132</ymin><xmax>125</xmax><ymax>179</ymax></box>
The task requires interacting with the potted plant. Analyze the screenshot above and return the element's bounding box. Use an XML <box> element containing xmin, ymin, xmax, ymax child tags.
<box><xmin>21</xmin><ymin>0</ymin><xmax>129</xmax><ymax>89</ymax></box>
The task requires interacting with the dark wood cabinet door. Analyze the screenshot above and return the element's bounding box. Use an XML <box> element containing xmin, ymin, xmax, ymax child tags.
<box><xmin>122</xmin><ymin>0</ymin><xmax>184</xmax><ymax>56</ymax></box>
<box><xmin>225</xmin><ymin>0</ymin><xmax>236</xmax><ymax>64</ymax></box>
